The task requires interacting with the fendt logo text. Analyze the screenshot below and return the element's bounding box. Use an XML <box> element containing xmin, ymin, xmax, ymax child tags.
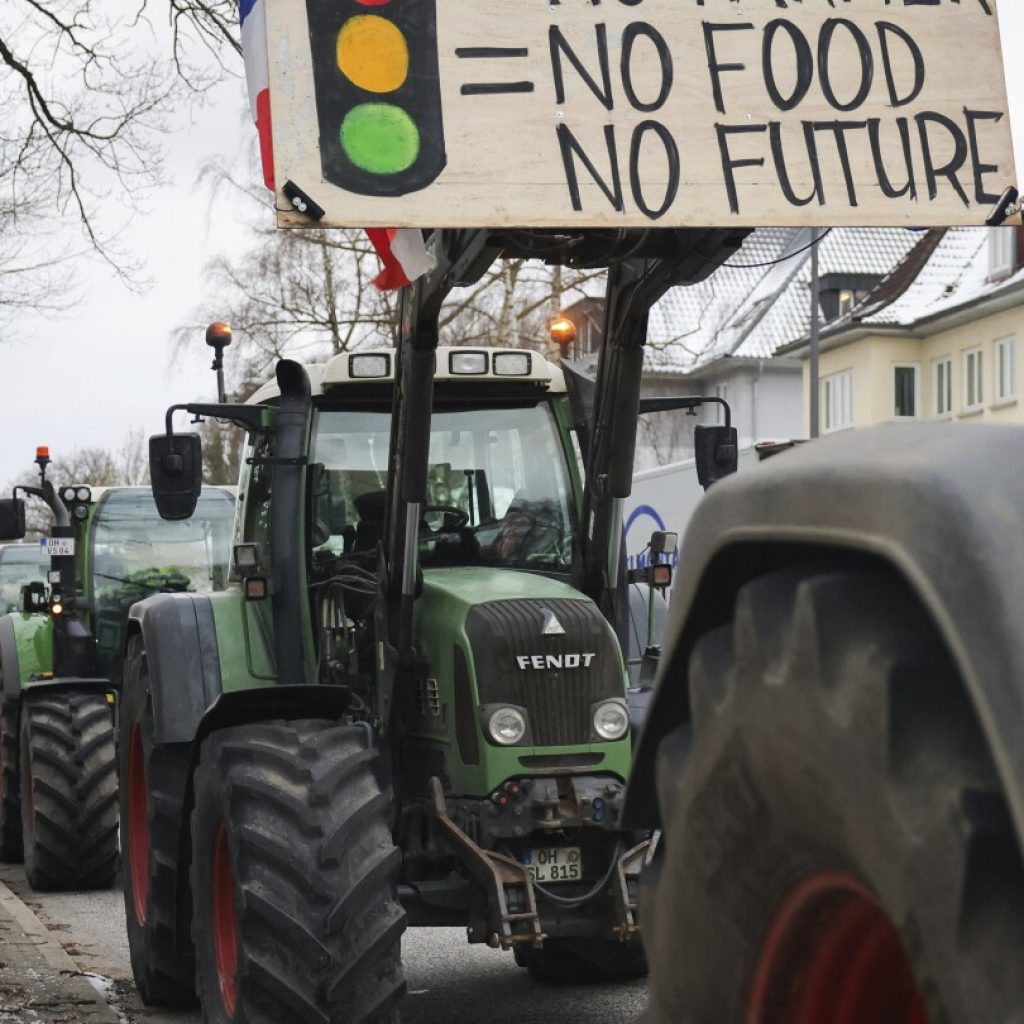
<box><xmin>516</xmin><ymin>654</ymin><xmax>596</xmax><ymax>670</ymax></box>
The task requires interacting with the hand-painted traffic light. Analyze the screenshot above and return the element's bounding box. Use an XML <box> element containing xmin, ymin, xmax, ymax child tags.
<box><xmin>306</xmin><ymin>0</ymin><xmax>446</xmax><ymax>197</ymax></box>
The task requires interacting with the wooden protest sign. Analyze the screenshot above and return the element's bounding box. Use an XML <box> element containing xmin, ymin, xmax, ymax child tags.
<box><xmin>265</xmin><ymin>0</ymin><xmax>1017</xmax><ymax>228</ymax></box>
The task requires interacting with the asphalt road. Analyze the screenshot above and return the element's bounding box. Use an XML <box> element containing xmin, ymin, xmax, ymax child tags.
<box><xmin>0</xmin><ymin>864</ymin><xmax>648</xmax><ymax>1024</ymax></box>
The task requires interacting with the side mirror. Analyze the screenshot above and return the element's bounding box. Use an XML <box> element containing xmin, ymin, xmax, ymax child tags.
<box><xmin>0</xmin><ymin>498</ymin><xmax>26</xmax><ymax>540</ymax></box>
<box><xmin>19</xmin><ymin>581</ymin><xmax>46</xmax><ymax>613</ymax></box>
<box><xmin>694</xmin><ymin>425</ymin><xmax>738</xmax><ymax>490</ymax></box>
<box><xmin>149</xmin><ymin>434</ymin><xmax>202</xmax><ymax>520</ymax></box>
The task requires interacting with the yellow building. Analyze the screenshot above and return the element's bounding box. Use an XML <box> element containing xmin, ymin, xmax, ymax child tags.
<box><xmin>779</xmin><ymin>228</ymin><xmax>1024</xmax><ymax>434</ymax></box>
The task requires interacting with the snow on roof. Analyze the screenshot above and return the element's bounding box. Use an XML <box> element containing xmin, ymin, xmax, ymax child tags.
<box><xmin>645</xmin><ymin>227</ymin><xmax>922</xmax><ymax>375</ymax></box>
<box><xmin>847</xmin><ymin>227</ymin><xmax>1024</xmax><ymax>329</ymax></box>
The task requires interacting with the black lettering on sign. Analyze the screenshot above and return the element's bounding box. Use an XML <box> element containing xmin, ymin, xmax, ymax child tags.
<box><xmin>964</xmin><ymin>108</ymin><xmax>1004</xmax><ymax>205</ymax></box>
<box><xmin>621</xmin><ymin>23</ymin><xmax>673</xmax><ymax>112</ymax></box>
<box><xmin>867</xmin><ymin>118</ymin><xmax>918</xmax><ymax>200</ymax></box>
<box><xmin>770</xmin><ymin>122</ymin><xmax>824</xmax><ymax>206</ymax></box>
<box><xmin>818</xmin><ymin>19</ymin><xmax>874</xmax><ymax>113</ymax></box>
<box><xmin>876</xmin><ymin>22</ymin><xmax>925</xmax><ymax>108</ymax></box>
<box><xmin>716</xmin><ymin>123</ymin><xmax>767</xmax><ymax>215</ymax></box>
<box><xmin>550</xmin><ymin>24</ymin><xmax>613</xmax><ymax>110</ymax></box>
<box><xmin>557</xmin><ymin>123</ymin><xmax>624</xmax><ymax>212</ymax></box>
<box><xmin>629</xmin><ymin>120</ymin><xmax>680</xmax><ymax>219</ymax></box>
<box><xmin>917</xmin><ymin>111</ymin><xmax>970</xmax><ymax>206</ymax></box>
<box><xmin>813</xmin><ymin>120</ymin><xmax>869</xmax><ymax>206</ymax></box>
<box><xmin>762</xmin><ymin>19</ymin><xmax>813</xmax><ymax>112</ymax></box>
<box><xmin>703</xmin><ymin>22</ymin><xmax>755</xmax><ymax>115</ymax></box>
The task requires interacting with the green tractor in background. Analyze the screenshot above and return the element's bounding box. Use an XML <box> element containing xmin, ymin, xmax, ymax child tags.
<box><xmin>0</xmin><ymin>448</ymin><xmax>235</xmax><ymax>890</ymax></box>
<box><xmin>0</xmin><ymin>543</ymin><xmax>49</xmax><ymax>614</ymax></box>
<box><xmin>123</xmin><ymin>228</ymin><xmax>742</xmax><ymax>1020</ymax></box>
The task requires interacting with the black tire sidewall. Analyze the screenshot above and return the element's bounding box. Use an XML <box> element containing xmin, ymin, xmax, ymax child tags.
<box><xmin>191</xmin><ymin>752</ymin><xmax>237</xmax><ymax>1024</ymax></box>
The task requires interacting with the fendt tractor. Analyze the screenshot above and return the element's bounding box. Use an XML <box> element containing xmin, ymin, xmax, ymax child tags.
<box><xmin>120</xmin><ymin>228</ymin><xmax>742</xmax><ymax>1021</ymax></box>
<box><xmin>0</xmin><ymin>449</ymin><xmax>234</xmax><ymax>890</ymax></box>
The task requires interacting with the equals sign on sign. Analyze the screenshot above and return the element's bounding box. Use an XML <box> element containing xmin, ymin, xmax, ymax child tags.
<box><xmin>456</xmin><ymin>48</ymin><xmax>534</xmax><ymax>95</ymax></box>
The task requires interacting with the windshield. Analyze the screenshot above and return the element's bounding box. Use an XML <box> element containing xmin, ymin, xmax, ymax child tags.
<box><xmin>91</xmin><ymin>489</ymin><xmax>234</xmax><ymax>684</ymax></box>
<box><xmin>312</xmin><ymin>403</ymin><xmax>575</xmax><ymax>573</ymax></box>
<box><xmin>0</xmin><ymin>547</ymin><xmax>49</xmax><ymax>613</ymax></box>
<box><xmin>92</xmin><ymin>490</ymin><xmax>235</xmax><ymax>602</ymax></box>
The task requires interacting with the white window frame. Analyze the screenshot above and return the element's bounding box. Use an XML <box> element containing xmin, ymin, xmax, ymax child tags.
<box><xmin>989</xmin><ymin>227</ymin><xmax>1016</xmax><ymax>279</ymax></box>
<box><xmin>892</xmin><ymin>363</ymin><xmax>920</xmax><ymax>420</ymax></box>
<box><xmin>823</xmin><ymin>370</ymin><xmax>853</xmax><ymax>433</ymax></box>
<box><xmin>995</xmin><ymin>336</ymin><xmax>1017</xmax><ymax>403</ymax></box>
<box><xmin>932</xmin><ymin>357</ymin><xmax>952</xmax><ymax>418</ymax></box>
<box><xmin>963</xmin><ymin>346</ymin><xmax>984</xmax><ymax>412</ymax></box>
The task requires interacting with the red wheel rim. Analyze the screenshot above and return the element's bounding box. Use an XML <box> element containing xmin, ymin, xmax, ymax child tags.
<box><xmin>127</xmin><ymin>721</ymin><xmax>150</xmax><ymax>925</ymax></box>
<box><xmin>211</xmin><ymin>822</ymin><xmax>239</xmax><ymax>1018</ymax></box>
<box><xmin>747</xmin><ymin>871</ymin><xmax>930</xmax><ymax>1024</ymax></box>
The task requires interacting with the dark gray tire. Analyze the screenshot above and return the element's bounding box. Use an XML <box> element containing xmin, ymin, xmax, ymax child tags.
<box><xmin>190</xmin><ymin>720</ymin><xmax>405</xmax><ymax>1024</ymax></box>
<box><xmin>0</xmin><ymin>697</ymin><xmax>22</xmax><ymax>861</ymax></box>
<box><xmin>119</xmin><ymin>634</ymin><xmax>198</xmax><ymax>1007</ymax></box>
<box><xmin>641</xmin><ymin>568</ymin><xmax>1024</xmax><ymax>1024</ymax></box>
<box><xmin>20</xmin><ymin>691</ymin><xmax>118</xmax><ymax>891</ymax></box>
<box><xmin>517</xmin><ymin>937</ymin><xmax>646</xmax><ymax>983</ymax></box>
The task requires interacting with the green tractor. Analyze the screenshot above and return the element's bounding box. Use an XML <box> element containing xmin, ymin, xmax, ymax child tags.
<box><xmin>123</xmin><ymin>229</ymin><xmax>742</xmax><ymax>1020</ymax></box>
<box><xmin>0</xmin><ymin>543</ymin><xmax>49</xmax><ymax>615</ymax></box>
<box><xmin>0</xmin><ymin>449</ymin><xmax>234</xmax><ymax>890</ymax></box>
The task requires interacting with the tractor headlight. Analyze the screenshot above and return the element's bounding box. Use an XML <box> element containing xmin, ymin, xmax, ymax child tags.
<box><xmin>75</xmin><ymin>486</ymin><xmax>91</xmax><ymax>502</ymax></box>
<box><xmin>593</xmin><ymin>700</ymin><xmax>629</xmax><ymax>741</ymax></box>
<box><xmin>488</xmin><ymin>706</ymin><xmax>527</xmax><ymax>746</ymax></box>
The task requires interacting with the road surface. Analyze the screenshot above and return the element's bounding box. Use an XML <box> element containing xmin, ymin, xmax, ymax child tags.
<box><xmin>0</xmin><ymin>864</ymin><xmax>647</xmax><ymax>1023</ymax></box>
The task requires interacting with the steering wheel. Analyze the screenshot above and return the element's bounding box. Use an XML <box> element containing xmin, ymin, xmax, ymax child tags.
<box><xmin>422</xmin><ymin>505</ymin><xmax>470</xmax><ymax>531</ymax></box>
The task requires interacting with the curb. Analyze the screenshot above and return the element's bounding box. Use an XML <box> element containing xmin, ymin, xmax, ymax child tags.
<box><xmin>0</xmin><ymin>875</ymin><xmax>118</xmax><ymax>1022</ymax></box>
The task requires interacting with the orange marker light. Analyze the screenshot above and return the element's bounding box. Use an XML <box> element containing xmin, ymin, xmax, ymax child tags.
<box><xmin>550</xmin><ymin>318</ymin><xmax>577</xmax><ymax>352</ymax></box>
<box><xmin>36</xmin><ymin>446</ymin><xmax>50</xmax><ymax>459</ymax></box>
<box><xmin>205</xmin><ymin>321</ymin><xmax>232</xmax><ymax>346</ymax></box>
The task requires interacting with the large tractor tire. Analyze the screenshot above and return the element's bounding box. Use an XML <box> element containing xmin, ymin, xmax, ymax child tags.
<box><xmin>0</xmin><ymin>697</ymin><xmax>23</xmax><ymax>861</ymax></box>
<box><xmin>641</xmin><ymin>567</ymin><xmax>1024</xmax><ymax>1024</ymax></box>
<box><xmin>516</xmin><ymin>936</ymin><xmax>646</xmax><ymax>983</ymax></box>
<box><xmin>19</xmin><ymin>691</ymin><xmax>118</xmax><ymax>890</ymax></box>
<box><xmin>119</xmin><ymin>634</ymin><xmax>198</xmax><ymax>1007</ymax></box>
<box><xmin>190</xmin><ymin>720</ymin><xmax>405</xmax><ymax>1024</ymax></box>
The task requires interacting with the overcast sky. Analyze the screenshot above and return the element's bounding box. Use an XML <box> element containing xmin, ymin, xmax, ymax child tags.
<box><xmin>0</xmin><ymin>17</ymin><xmax>1022</xmax><ymax>487</ymax></box>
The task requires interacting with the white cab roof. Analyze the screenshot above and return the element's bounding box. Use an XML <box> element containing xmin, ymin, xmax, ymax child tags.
<box><xmin>247</xmin><ymin>348</ymin><xmax>564</xmax><ymax>404</ymax></box>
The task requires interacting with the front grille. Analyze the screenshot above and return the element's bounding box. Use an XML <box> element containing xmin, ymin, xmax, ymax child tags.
<box><xmin>465</xmin><ymin>598</ymin><xmax>623</xmax><ymax>747</ymax></box>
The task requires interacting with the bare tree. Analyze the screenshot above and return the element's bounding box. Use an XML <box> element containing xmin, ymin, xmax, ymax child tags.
<box><xmin>0</xmin><ymin>1</ymin><xmax>240</xmax><ymax>338</ymax></box>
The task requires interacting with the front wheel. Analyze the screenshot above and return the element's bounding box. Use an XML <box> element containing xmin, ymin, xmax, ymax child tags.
<box><xmin>190</xmin><ymin>720</ymin><xmax>406</xmax><ymax>1024</ymax></box>
<box><xmin>641</xmin><ymin>568</ymin><xmax>1024</xmax><ymax>1023</ymax></box>
<box><xmin>0</xmin><ymin>697</ymin><xmax>23</xmax><ymax>861</ymax></box>
<box><xmin>20</xmin><ymin>691</ymin><xmax>118</xmax><ymax>891</ymax></box>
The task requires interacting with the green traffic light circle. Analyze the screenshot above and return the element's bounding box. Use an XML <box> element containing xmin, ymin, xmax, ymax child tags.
<box><xmin>341</xmin><ymin>103</ymin><xmax>420</xmax><ymax>175</ymax></box>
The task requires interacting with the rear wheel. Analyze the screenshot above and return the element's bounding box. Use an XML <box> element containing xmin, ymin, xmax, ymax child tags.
<box><xmin>20</xmin><ymin>691</ymin><xmax>118</xmax><ymax>891</ymax></box>
<box><xmin>641</xmin><ymin>568</ymin><xmax>1024</xmax><ymax>1023</ymax></box>
<box><xmin>0</xmin><ymin>697</ymin><xmax>23</xmax><ymax>861</ymax></box>
<box><xmin>119</xmin><ymin>634</ymin><xmax>198</xmax><ymax>1006</ymax></box>
<box><xmin>516</xmin><ymin>936</ymin><xmax>646</xmax><ymax>983</ymax></box>
<box><xmin>190</xmin><ymin>720</ymin><xmax>406</xmax><ymax>1024</ymax></box>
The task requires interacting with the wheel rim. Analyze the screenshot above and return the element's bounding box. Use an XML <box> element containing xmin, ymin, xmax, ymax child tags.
<box><xmin>127</xmin><ymin>721</ymin><xmax>150</xmax><ymax>925</ymax></box>
<box><xmin>211</xmin><ymin>822</ymin><xmax>239</xmax><ymax>1018</ymax></box>
<box><xmin>747</xmin><ymin>871</ymin><xmax>930</xmax><ymax>1024</ymax></box>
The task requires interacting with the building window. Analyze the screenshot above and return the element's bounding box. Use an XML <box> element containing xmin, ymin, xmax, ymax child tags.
<box><xmin>989</xmin><ymin>228</ymin><xmax>1017</xmax><ymax>280</ymax></box>
<box><xmin>933</xmin><ymin>357</ymin><xmax>952</xmax><ymax>417</ymax></box>
<box><xmin>823</xmin><ymin>371</ymin><xmax>853</xmax><ymax>433</ymax></box>
<box><xmin>893</xmin><ymin>365</ymin><xmax>919</xmax><ymax>419</ymax></box>
<box><xmin>963</xmin><ymin>347</ymin><xmax>983</xmax><ymax>411</ymax></box>
<box><xmin>996</xmin><ymin>337</ymin><xmax>1016</xmax><ymax>403</ymax></box>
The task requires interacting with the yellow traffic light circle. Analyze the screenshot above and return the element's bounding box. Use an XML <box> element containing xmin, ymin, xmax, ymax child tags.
<box><xmin>336</xmin><ymin>15</ymin><xmax>409</xmax><ymax>94</ymax></box>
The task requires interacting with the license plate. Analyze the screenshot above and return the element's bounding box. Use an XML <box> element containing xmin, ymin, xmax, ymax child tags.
<box><xmin>520</xmin><ymin>845</ymin><xmax>582</xmax><ymax>884</ymax></box>
<box><xmin>42</xmin><ymin>538</ymin><xmax>74</xmax><ymax>557</ymax></box>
